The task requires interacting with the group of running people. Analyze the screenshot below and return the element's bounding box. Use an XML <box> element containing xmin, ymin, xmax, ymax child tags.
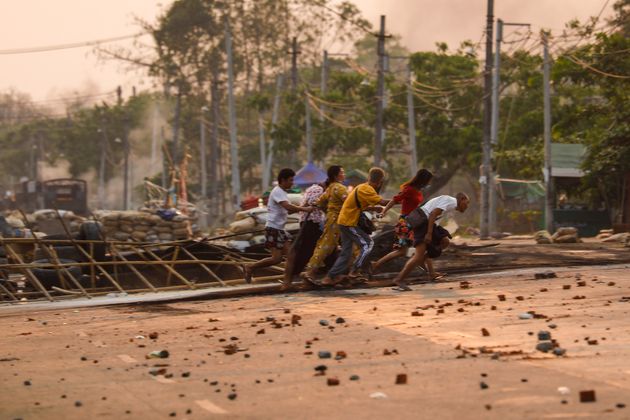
<box><xmin>243</xmin><ymin>166</ymin><xmax>469</xmax><ymax>291</ymax></box>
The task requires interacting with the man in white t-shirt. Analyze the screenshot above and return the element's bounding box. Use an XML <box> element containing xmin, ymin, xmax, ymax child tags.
<box><xmin>392</xmin><ymin>192</ymin><xmax>470</xmax><ymax>291</ymax></box>
<box><xmin>244</xmin><ymin>168</ymin><xmax>314</xmax><ymax>283</ymax></box>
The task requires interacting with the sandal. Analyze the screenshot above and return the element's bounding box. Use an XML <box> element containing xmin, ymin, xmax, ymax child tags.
<box><xmin>279</xmin><ymin>282</ymin><xmax>293</xmax><ymax>292</ymax></box>
<box><xmin>321</xmin><ymin>275</ymin><xmax>345</xmax><ymax>286</ymax></box>
<box><xmin>430</xmin><ymin>273</ymin><xmax>447</xmax><ymax>281</ymax></box>
<box><xmin>392</xmin><ymin>280</ymin><xmax>412</xmax><ymax>292</ymax></box>
<box><xmin>300</xmin><ymin>272</ymin><xmax>320</xmax><ymax>287</ymax></box>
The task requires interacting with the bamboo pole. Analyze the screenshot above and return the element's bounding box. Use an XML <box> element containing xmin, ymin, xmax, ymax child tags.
<box><xmin>129</xmin><ymin>245</ymin><xmax>195</xmax><ymax>289</ymax></box>
<box><xmin>0</xmin><ymin>258</ymin><xmax>284</xmax><ymax>269</ymax></box>
<box><xmin>51</xmin><ymin>208</ymin><xmax>125</xmax><ymax>293</ymax></box>
<box><xmin>179</xmin><ymin>246</ymin><xmax>226</xmax><ymax>286</ymax></box>
<box><xmin>0</xmin><ymin>280</ymin><xmax>18</xmax><ymax>301</ymax></box>
<box><xmin>0</xmin><ymin>241</ymin><xmax>53</xmax><ymax>301</ymax></box>
<box><xmin>89</xmin><ymin>242</ymin><xmax>96</xmax><ymax>289</ymax></box>
<box><xmin>88</xmin><ymin>211</ymin><xmax>155</xmax><ymax>291</ymax></box>
<box><xmin>45</xmin><ymin>245</ymin><xmax>91</xmax><ymax>298</ymax></box>
<box><xmin>16</xmin><ymin>209</ymin><xmax>91</xmax><ymax>297</ymax></box>
<box><xmin>108</xmin><ymin>250</ymin><xmax>157</xmax><ymax>292</ymax></box>
<box><xmin>165</xmin><ymin>246</ymin><xmax>180</xmax><ymax>286</ymax></box>
<box><xmin>0</xmin><ymin>258</ymin><xmax>278</xmax><ymax>269</ymax></box>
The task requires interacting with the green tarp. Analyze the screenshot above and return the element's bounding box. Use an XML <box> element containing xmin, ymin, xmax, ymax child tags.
<box><xmin>551</xmin><ymin>143</ymin><xmax>586</xmax><ymax>177</ymax></box>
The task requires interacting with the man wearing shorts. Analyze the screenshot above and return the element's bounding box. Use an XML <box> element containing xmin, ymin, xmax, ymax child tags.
<box><xmin>243</xmin><ymin>168</ymin><xmax>313</xmax><ymax>283</ymax></box>
<box><xmin>392</xmin><ymin>192</ymin><xmax>469</xmax><ymax>291</ymax></box>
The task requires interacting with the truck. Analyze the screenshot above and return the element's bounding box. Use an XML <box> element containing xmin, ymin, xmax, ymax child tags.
<box><xmin>7</xmin><ymin>178</ymin><xmax>88</xmax><ymax>215</ymax></box>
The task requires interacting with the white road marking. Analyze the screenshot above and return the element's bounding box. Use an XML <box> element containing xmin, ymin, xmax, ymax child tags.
<box><xmin>195</xmin><ymin>399</ymin><xmax>228</xmax><ymax>414</ymax></box>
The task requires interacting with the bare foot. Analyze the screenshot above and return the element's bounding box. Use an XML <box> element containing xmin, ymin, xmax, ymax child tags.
<box><xmin>242</xmin><ymin>265</ymin><xmax>253</xmax><ymax>284</ymax></box>
<box><xmin>367</xmin><ymin>261</ymin><xmax>377</xmax><ymax>279</ymax></box>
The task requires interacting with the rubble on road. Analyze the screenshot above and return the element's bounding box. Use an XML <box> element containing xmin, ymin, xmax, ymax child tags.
<box><xmin>535</xmin><ymin>227</ymin><xmax>581</xmax><ymax>244</ymax></box>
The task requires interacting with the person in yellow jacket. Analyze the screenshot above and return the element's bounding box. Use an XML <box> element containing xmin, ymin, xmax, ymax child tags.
<box><xmin>300</xmin><ymin>165</ymin><xmax>347</xmax><ymax>283</ymax></box>
<box><xmin>322</xmin><ymin>167</ymin><xmax>389</xmax><ymax>286</ymax></box>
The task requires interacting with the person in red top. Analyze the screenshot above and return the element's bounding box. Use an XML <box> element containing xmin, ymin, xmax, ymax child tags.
<box><xmin>370</xmin><ymin>169</ymin><xmax>433</xmax><ymax>274</ymax></box>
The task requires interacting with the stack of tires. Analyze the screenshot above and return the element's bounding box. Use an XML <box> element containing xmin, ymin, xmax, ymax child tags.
<box><xmin>31</xmin><ymin>221</ymin><xmax>105</xmax><ymax>291</ymax></box>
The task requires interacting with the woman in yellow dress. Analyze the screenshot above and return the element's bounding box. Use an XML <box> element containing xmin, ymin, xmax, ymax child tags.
<box><xmin>301</xmin><ymin>165</ymin><xmax>347</xmax><ymax>283</ymax></box>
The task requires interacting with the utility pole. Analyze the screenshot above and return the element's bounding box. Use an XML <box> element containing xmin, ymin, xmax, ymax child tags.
<box><xmin>320</xmin><ymin>50</ymin><xmax>328</xmax><ymax>122</ymax></box>
<box><xmin>480</xmin><ymin>0</ymin><xmax>494</xmax><ymax>239</ymax></box>
<box><xmin>160</xmin><ymin>127</ymin><xmax>167</xmax><ymax>189</ymax></box>
<box><xmin>305</xmin><ymin>96</ymin><xmax>313</xmax><ymax>162</ymax></box>
<box><xmin>258</xmin><ymin>114</ymin><xmax>266</xmax><ymax>192</ymax></box>
<box><xmin>225</xmin><ymin>20</ymin><xmax>241</xmax><ymax>208</ymax></box>
<box><xmin>374</xmin><ymin>15</ymin><xmax>387</xmax><ymax>167</ymax></box>
<box><xmin>171</xmin><ymin>85</ymin><xmax>182</xmax><ymax>168</ymax></box>
<box><xmin>490</xmin><ymin>19</ymin><xmax>530</xmax><ymax>234</ymax></box>
<box><xmin>150</xmin><ymin>106</ymin><xmax>158</xmax><ymax>176</ymax></box>
<box><xmin>200</xmin><ymin>106</ymin><xmax>208</xmax><ymax>200</ymax></box>
<box><xmin>542</xmin><ymin>31</ymin><xmax>554</xmax><ymax>232</ymax></box>
<box><xmin>98</xmin><ymin>115</ymin><xmax>108</xmax><ymax>209</ymax></box>
<box><xmin>29</xmin><ymin>137</ymin><xmax>37</xmax><ymax>181</ymax></box>
<box><xmin>289</xmin><ymin>37</ymin><xmax>300</xmax><ymax>168</ymax></box>
<box><xmin>264</xmin><ymin>75</ymin><xmax>284</xmax><ymax>190</ymax></box>
<box><xmin>406</xmin><ymin>62</ymin><xmax>418</xmax><ymax>176</ymax></box>
<box><xmin>210</xmin><ymin>71</ymin><xmax>220</xmax><ymax>218</ymax></box>
<box><xmin>291</xmin><ymin>37</ymin><xmax>299</xmax><ymax>93</ymax></box>
<box><xmin>122</xmin><ymin>115</ymin><xmax>130</xmax><ymax>210</ymax></box>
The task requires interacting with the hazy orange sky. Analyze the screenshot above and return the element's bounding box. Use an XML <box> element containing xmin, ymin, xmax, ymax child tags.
<box><xmin>0</xmin><ymin>0</ymin><xmax>614</xmax><ymax>102</ymax></box>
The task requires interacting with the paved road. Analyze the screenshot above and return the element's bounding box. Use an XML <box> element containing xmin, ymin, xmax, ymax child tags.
<box><xmin>1</xmin><ymin>264</ymin><xmax>629</xmax><ymax>419</ymax></box>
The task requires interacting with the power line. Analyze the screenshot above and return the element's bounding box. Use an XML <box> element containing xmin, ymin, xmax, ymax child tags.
<box><xmin>311</xmin><ymin>0</ymin><xmax>374</xmax><ymax>35</ymax></box>
<box><xmin>0</xmin><ymin>33</ymin><xmax>146</xmax><ymax>55</ymax></box>
<box><xmin>29</xmin><ymin>91</ymin><xmax>117</xmax><ymax>104</ymax></box>
<box><xmin>565</xmin><ymin>54</ymin><xmax>630</xmax><ymax>79</ymax></box>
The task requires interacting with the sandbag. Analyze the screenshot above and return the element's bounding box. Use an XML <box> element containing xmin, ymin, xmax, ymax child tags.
<box><xmin>229</xmin><ymin>217</ymin><xmax>256</xmax><ymax>233</ymax></box>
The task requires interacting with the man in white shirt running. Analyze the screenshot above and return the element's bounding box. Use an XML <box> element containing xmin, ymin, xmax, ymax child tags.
<box><xmin>244</xmin><ymin>168</ymin><xmax>313</xmax><ymax>283</ymax></box>
<box><xmin>392</xmin><ymin>192</ymin><xmax>470</xmax><ymax>291</ymax></box>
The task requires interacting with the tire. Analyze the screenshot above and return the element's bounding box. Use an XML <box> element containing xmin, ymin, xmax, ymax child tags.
<box><xmin>31</xmin><ymin>259</ymin><xmax>82</xmax><ymax>290</ymax></box>
<box><xmin>0</xmin><ymin>257</ymin><xmax>8</xmax><ymax>280</ymax></box>
<box><xmin>34</xmin><ymin>246</ymin><xmax>83</xmax><ymax>262</ymax></box>
<box><xmin>78</xmin><ymin>221</ymin><xmax>106</xmax><ymax>261</ymax></box>
<box><xmin>369</xmin><ymin>228</ymin><xmax>396</xmax><ymax>261</ymax></box>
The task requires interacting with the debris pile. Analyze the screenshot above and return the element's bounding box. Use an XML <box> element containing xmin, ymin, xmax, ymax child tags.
<box><xmin>598</xmin><ymin>230</ymin><xmax>630</xmax><ymax>244</ymax></box>
<box><xmin>534</xmin><ymin>227</ymin><xmax>581</xmax><ymax>244</ymax></box>
<box><xmin>30</xmin><ymin>209</ymin><xmax>84</xmax><ymax>236</ymax></box>
<box><xmin>98</xmin><ymin>210</ymin><xmax>200</xmax><ymax>243</ymax></box>
<box><xmin>228</xmin><ymin>206</ymin><xmax>301</xmax><ymax>241</ymax></box>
